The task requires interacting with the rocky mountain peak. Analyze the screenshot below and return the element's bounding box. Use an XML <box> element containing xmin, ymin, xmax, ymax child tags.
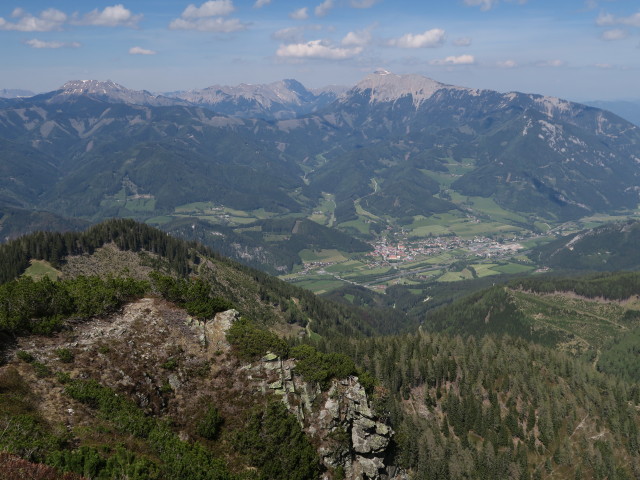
<box><xmin>60</xmin><ymin>79</ymin><xmax>128</xmax><ymax>96</ymax></box>
<box><xmin>50</xmin><ymin>79</ymin><xmax>188</xmax><ymax>107</ymax></box>
<box><xmin>347</xmin><ymin>70</ymin><xmax>454</xmax><ymax>107</ymax></box>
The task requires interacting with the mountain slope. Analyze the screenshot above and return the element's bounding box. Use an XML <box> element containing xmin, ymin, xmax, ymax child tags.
<box><xmin>532</xmin><ymin>220</ymin><xmax>640</xmax><ymax>271</ymax></box>
<box><xmin>304</xmin><ymin>71</ymin><xmax>640</xmax><ymax>223</ymax></box>
<box><xmin>3</xmin><ymin>221</ymin><xmax>640</xmax><ymax>479</ymax></box>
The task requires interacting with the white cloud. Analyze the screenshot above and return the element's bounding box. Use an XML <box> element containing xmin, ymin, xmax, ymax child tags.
<box><xmin>596</xmin><ymin>12</ymin><xmax>640</xmax><ymax>28</ymax></box>
<box><xmin>0</xmin><ymin>8</ymin><xmax>67</xmax><ymax>31</ymax></box>
<box><xmin>431</xmin><ymin>54</ymin><xmax>475</xmax><ymax>65</ymax></box>
<box><xmin>601</xmin><ymin>28</ymin><xmax>629</xmax><ymax>41</ymax></box>
<box><xmin>463</xmin><ymin>0</ymin><xmax>528</xmax><ymax>11</ymax></box>
<box><xmin>181</xmin><ymin>1</ymin><xmax>234</xmax><ymax>19</ymax></box>
<box><xmin>341</xmin><ymin>28</ymin><xmax>372</xmax><ymax>47</ymax></box>
<box><xmin>536</xmin><ymin>59</ymin><xmax>566</xmax><ymax>67</ymax></box>
<box><xmin>595</xmin><ymin>63</ymin><xmax>613</xmax><ymax>69</ymax></box>
<box><xmin>315</xmin><ymin>0</ymin><xmax>334</xmax><ymax>17</ymax></box>
<box><xmin>349</xmin><ymin>0</ymin><xmax>381</xmax><ymax>7</ymax></box>
<box><xmin>290</xmin><ymin>8</ymin><xmax>309</xmax><ymax>20</ymax></box>
<box><xmin>129</xmin><ymin>46</ymin><xmax>157</xmax><ymax>55</ymax></box>
<box><xmin>254</xmin><ymin>0</ymin><xmax>271</xmax><ymax>7</ymax></box>
<box><xmin>73</xmin><ymin>4</ymin><xmax>142</xmax><ymax>28</ymax></box>
<box><xmin>463</xmin><ymin>0</ymin><xmax>498</xmax><ymax>11</ymax></box>
<box><xmin>277</xmin><ymin>39</ymin><xmax>362</xmax><ymax>59</ymax></box>
<box><xmin>497</xmin><ymin>59</ymin><xmax>517</xmax><ymax>68</ymax></box>
<box><xmin>169</xmin><ymin>17</ymin><xmax>246</xmax><ymax>32</ymax></box>
<box><xmin>25</xmin><ymin>38</ymin><xmax>80</xmax><ymax>48</ymax></box>
<box><xmin>169</xmin><ymin>1</ymin><xmax>246</xmax><ymax>32</ymax></box>
<box><xmin>597</xmin><ymin>11</ymin><xmax>640</xmax><ymax>28</ymax></box>
<box><xmin>453</xmin><ymin>36</ymin><xmax>472</xmax><ymax>46</ymax></box>
<box><xmin>388</xmin><ymin>29</ymin><xmax>445</xmax><ymax>48</ymax></box>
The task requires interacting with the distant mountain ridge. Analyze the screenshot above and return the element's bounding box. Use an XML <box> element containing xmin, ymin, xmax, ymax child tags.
<box><xmin>1</xmin><ymin>70</ymin><xmax>640</xmax><ymax>266</ymax></box>
<box><xmin>165</xmin><ymin>78</ymin><xmax>345</xmax><ymax>119</ymax></box>
<box><xmin>36</xmin><ymin>79</ymin><xmax>192</xmax><ymax>107</ymax></box>
<box><xmin>0</xmin><ymin>88</ymin><xmax>34</xmax><ymax>98</ymax></box>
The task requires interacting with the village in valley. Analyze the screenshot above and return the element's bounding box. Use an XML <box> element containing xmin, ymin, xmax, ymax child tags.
<box><xmin>368</xmin><ymin>235</ymin><xmax>524</xmax><ymax>264</ymax></box>
<box><xmin>284</xmin><ymin>227</ymin><xmax>536</xmax><ymax>293</ymax></box>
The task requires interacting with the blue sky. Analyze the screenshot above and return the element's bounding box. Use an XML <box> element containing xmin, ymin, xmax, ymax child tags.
<box><xmin>1</xmin><ymin>0</ymin><xmax>639</xmax><ymax>101</ymax></box>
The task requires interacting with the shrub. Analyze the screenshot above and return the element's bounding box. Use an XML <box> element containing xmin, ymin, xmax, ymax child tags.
<box><xmin>16</xmin><ymin>350</ymin><xmax>35</xmax><ymax>363</ymax></box>
<box><xmin>32</xmin><ymin>362</ymin><xmax>52</xmax><ymax>378</ymax></box>
<box><xmin>55</xmin><ymin>348</ymin><xmax>74</xmax><ymax>364</ymax></box>
<box><xmin>160</xmin><ymin>358</ymin><xmax>178</xmax><ymax>370</ymax></box>
<box><xmin>226</xmin><ymin>318</ymin><xmax>289</xmax><ymax>361</ymax></box>
<box><xmin>234</xmin><ymin>401</ymin><xmax>319</xmax><ymax>480</ymax></box>
<box><xmin>196</xmin><ymin>405</ymin><xmax>223</xmax><ymax>440</ymax></box>
<box><xmin>290</xmin><ymin>344</ymin><xmax>357</xmax><ymax>388</ymax></box>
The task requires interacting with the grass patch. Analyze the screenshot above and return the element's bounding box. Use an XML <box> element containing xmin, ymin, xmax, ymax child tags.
<box><xmin>470</xmin><ymin>263</ymin><xmax>499</xmax><ymax>277</ymax></box>
<box><xmin>299</xmin><ymin>249</ymin><xmax>347</xmax><ymax>263</ymax></box>
<box><xmin>492</xmin><ymin>263</ymin><xmax>535</xmax><ymax>275</ymax></box>
<box><xmin>289</xmin><ymin>276</ymin><xmax>347</xmax><ymax>294</ymax></box>
<box><xmin>23</xmin><ymin>260</ymin><xmax>61</xmax><ymax>281</ymax></box>
<box><xmin>338</xmin><ymin>218</ymin><xmax>371</xmax><ymax>236</ymax></box>
<box><xmin>124</xmin><ymin>197</ymin><xmax>156</xmax><ymax>212</ymax></box>
<box><xmin>439</xmin><ymin>269</ymin><xmax>475</xmax><ymax>282</ymax></box>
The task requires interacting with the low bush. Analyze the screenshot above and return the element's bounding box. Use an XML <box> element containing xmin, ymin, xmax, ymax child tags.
<box><xmin>226</xmin><ymin>318</ymin><xmax>289</xmax><ymax>361</ymax></box>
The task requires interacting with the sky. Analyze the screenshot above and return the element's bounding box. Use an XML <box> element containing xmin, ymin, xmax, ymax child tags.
<box><xmin>0</xmin><ymin>0</ymin><xmax>639</xmax><ymax>101</ymax></box>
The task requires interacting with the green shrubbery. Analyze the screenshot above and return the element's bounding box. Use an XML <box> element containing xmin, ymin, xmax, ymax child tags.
<box><xmin>55</xmin><ymin>348</ymin><xmax>74</xmax><ymax>364</ymax></box>
<box><xmin>0</xmin><ymin>275</ymin><xmax>149</xmax><ymax>336</ymax></box>
<box><xmin>149</xmin><ymin>272</ymin><xmax>234</xmax><ymax>319</ymax></box>
<box><xmin>62</xmin><ymin>378</ymin><xmax>232</xmax><ymax>479</ymax></box>
<box><xmin>234</xmin><ymin>401</ymin><xmax>319</xmax><ymax>480</ymax></box>
<box><xmin>196</xmin><ymin>404</ymin><xmax>223</xmax><ymax>440</ymax></box>
<box><xmin>226</xmin><ymin>317</ymin><xmax>289</xmax><ymax>361</ymax></box>
<box><xmin>290</xmin><ymin>344</ymin><xmax>358</xmax><ymax>388</ymax></box>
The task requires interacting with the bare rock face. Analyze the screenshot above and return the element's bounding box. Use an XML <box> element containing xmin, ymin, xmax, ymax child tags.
<box><xmin>186</xmin><ymin>308</ymin><xmax>240</xmax><ymax>352</ymax></box>
<box><xmin>248</xmin><ymin>354</ymin><xmax>400</xmax><ymax>479</ymax></box>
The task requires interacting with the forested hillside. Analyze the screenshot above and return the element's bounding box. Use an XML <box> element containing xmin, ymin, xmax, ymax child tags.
<box><xmin>1</xmin><ymin>220</ymin><xmax>640</xmax><ymax>479</ymax></box>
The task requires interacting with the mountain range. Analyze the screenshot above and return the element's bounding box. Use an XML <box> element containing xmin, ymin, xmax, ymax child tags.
<box><xmin>2</xmin><ymin>71</ymin><xmax>640</xmax><ymax>273</ymax></box>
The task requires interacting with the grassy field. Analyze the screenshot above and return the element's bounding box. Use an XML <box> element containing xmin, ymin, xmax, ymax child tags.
<box><xmin>308</xmin><ymin>193</ymin><xmax>336</xmax><ymax>227</ymax></box>
<box><xmin>492</xmin><ymin>263</ymin><xmax>535</xmax><ymax>274</ymax></box>
<box><xmin>299</xmin><ymin>249</ymin><xmax>348</xmax><ymax>263</ymax></box>
<box><xmin>338</xmin><ymin>218</ymin><xmax>372</xmax><ymax>236</ymax></box>
<box><xmin>288</xmin><ymin>275</ymin><xmax>347</xmax><ymax>294</ymax></box>
<box><xmin>23</xmin><ymin>260</ymin><xmax>62</xmax><ymax>281</ymax></box>
<box><xmin>405</xmin><ymin>210</ymin><xmax>523</xmax><ymax>239</ymax></box>
<box><xmin>439</xmin><ymin>269</ymin><xmax>475</xmax><ymax>282</ymax></box>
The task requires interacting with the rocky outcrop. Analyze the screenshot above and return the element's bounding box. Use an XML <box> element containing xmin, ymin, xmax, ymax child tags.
<box><xmin>246</xmin><ymin>353</ymin><xmax>399</xmax><ymax>480</ymax></box>
<box><xmin>186</xmin><ymin>308</ymin><xmax>240</xmax><ymax>352</ymax></box>
<box><xmin>186</xmin><ymin>308</ymin><xmax>398</xmax><ymax>478</ymax></box>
